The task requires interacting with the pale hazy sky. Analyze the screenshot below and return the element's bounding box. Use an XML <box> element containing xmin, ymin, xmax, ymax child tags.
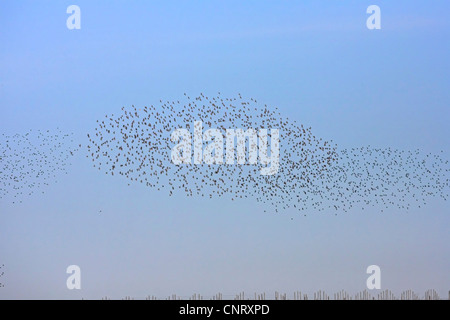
<box><xmin>0</xmin><ymin>1</ymin><xmax>449</xmax><ymax>299</ymax></box>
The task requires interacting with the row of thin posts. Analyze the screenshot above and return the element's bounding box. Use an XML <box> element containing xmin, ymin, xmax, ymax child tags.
<box><xmin>100</xmin><ymin>289</ymin><xmax>447</xmax><ymax>300</ymax></box>
<box><xmin>212</xmin><ymin>292</ymin><xmax>223</xmax><ymax>300</ymax></box>
<box><xmin>275</xmin><ymin>291</ymin><xmax>287</xmax><ymax>300</ymax></box>
<box><xmin>190</xmin><ymin>293</ymin><xmax>203</xmax><ymax>300</ymax></box>
<box><xmin>254</xmin><ymin>292</ymin><xmax>266</xmax><ymax>300</ymax></box>
<box><xmin>334</xmin><ymin>290</ymin><xmax>351</xmax><ymax>300</ymax></box>
<box><xmin>354</xmin><ymin>289</ymin><xmax>373</xmax><ymax>300</ymax></box>
<box><xmin>424</xmin><ymin>289</ymin><xmax>440</xmax><ymax>300</ymax></box>
<box><xmin>313</xmin><ymin>290</ymin><xmax>330</xmax><ymax>300</ymax></box>
<box><xmin>164</xmin><ymin>294</ymin><xmax>180</xmax><ymax>300</ymax></box>
<box><xmin>293</xmin><ymin>291</ymin><xmax>308</xmax><ymax>300</ymax></box>
<box><xmin>378</xmin><ymin>289</ymin><xmax>396</xmax><ymax>300</ymax></box>
<box><xmin>400</xmin><ymin>290</ymin><xmax>419</xmax><ymax>300</ymax></box>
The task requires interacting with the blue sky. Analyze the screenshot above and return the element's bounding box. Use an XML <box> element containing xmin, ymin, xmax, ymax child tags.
<box><xmin>0</xmin><ymin>1</ymin><xmax>449</xmax><ymax>299</ymax></box>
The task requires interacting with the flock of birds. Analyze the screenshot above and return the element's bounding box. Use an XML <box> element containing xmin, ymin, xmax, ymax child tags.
<box><xmin>0</xmin><ymin>129</ymin><xmax>79</xmax><ymax>204</ymax></box>
<box><xmin>0</xmin><ymin>94</ymin><xmax>448</xmax><ymax>213</ymax></box>
<box><xmin>317</xmin><ymin>146</ymin><xmax>449</xmax><ymax>212</ymax></box>
<box><xmin>84</xmin><ymin>93</ymin><xmax>449</xmax><ymax>214</ymax></box>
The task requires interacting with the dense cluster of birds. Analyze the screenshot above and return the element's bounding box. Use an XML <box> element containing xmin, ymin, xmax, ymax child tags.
<box><xmin>86</xmin><ymin>93</ymin><xmax>449</xmax><ymax>214</ymax></box>
<box><xmin>0</xmin><ymin>129</ymin><xmax>79</xmax><ymax>203</ymax></box>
